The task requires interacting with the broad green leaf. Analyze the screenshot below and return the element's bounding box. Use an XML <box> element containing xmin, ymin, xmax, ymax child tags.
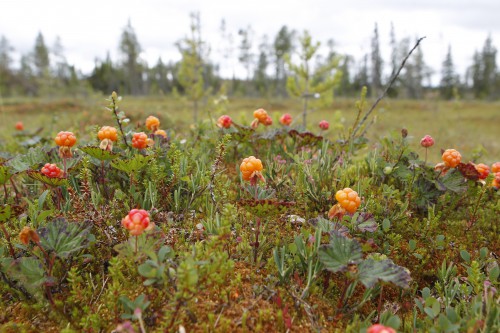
<box><xmin>111</xmin><ymin>154</ymin><xmax>153</xmax><ymax>174</ymax></box>
<box><xmin>357</xmin><ymin>259</ymin><xmax>411</xmax><ymax>288</ymax></box>
<box><xmin>27</xmin><ymin>170</ymin><xmax>68</xmax><ymax>187</ymax></box>
<box><xmin>0</xmin><ymin>165</ymin><xmax>13</xmax><ymax>185</ymax></box>
<box><xmin>38</xmin><ymin>218</ymin><xmax>93</xmax><ymax>259</ymax></box>
<box><xmin>80</xmin><ymin>145</ymin><xmax>119</xmax><ymax>161</ymax></box>
<box><xmin>318</xmin><ymin>232</ymin><xmax>362</xmax><ymax>273</ymax></box>
<box><xmin>436</xmin><ymin>169</ymin><xmax>467</xmax><ymax>193</ymax></box>
<box><xmin>7</xmin><ymin>146</ymin><xmax>47</xmax><ymax>172</ymax></box>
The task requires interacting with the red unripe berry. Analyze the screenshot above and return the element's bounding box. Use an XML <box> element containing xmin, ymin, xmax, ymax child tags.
<box><xmin>217</xmin><ymin>115</ymin><xmax>233</xmax><ymax>129</ymax></box>
<box><xmin>41</xmin><ymin>163</ymin><xmax>64</xmax><ymax>178</ymax></box>
<box><xmin>474</xmin><ymin>163</ymin><xmax>490</xmax><ymax>180</ymax></box>
<box><xmin>263</xmin><ymin>115</ymin><xmax>273</xmax><ymax>126</ymax></box>
<box><xmin>279</xmin><ymin>113</ymin><xmax>292</xmax><ymax>126</ymax></box>
<box><xmin>420</xmin><ymin>135</ymin><xmax>434</xmax><ymax>148</ymax></box>
<box><xmin>15</xmin><ymin>122</ymin><xmax>24</xmax><ymax>131</ymax></box>
<box><xmin>442</xmin><ymin>149</ymin><xmax>461</xmax><ymax>168</ymax></box>
<box><xmin>367</xmin><ymin>324</ymin><xmax>396</xmax><ymax>333</ymax></box>
<box><xmin>132</xmin><ymin>132</ymin><xmax>148</xmax><ymax>149</ymax></box>
<box><xmin>55</xmin><ymin>131</ymin><xmax>77</xmax><ymax>147</ymax></box>
<box><xmin>319</xmin><ymin>120</ymin><xmax>329</xmax><ymax>130</ymax></box>
<box><xmin>121</xmin><ymin>209</ymin><xmax>150</xmax><ymax>236</ymax></box>
<box><xmin>145</xmin><ymin>116</ymin><xmax>160</xmax><ymax>131</ymax></box>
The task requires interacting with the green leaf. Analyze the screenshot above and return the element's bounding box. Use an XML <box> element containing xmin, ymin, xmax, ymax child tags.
<box><xmin>409</xmin><ymin>240</ymin><xmax>417</xmax><ymax>252</ymax></box>
<box><xmin>318</xmin><ymin>232</ymin><xmax>362</xmax><ymax>273</ymax></box>
<box><xmin>80</xmin><ymin>145</ymin><xmax>119</xmax><ymax>161</ymax></box>
<box><xmin>357</xmin><ymin>259</ymin><xmax>411</xmax><ymax>288</ymax></box>
<box><xmin>7</xmin><ymin>146</ymin><xmax>47</xmax><ymax>172</ymax></box>
<box><xmin>0</xmin><ymin>165</ymin><xmax>13</xmax><ymax>185</ymax></box>
<box><xmin>436</xmin><ymin>169</ymin><xmax>467</xmax><ymax>193</ymax></box>
<box><xmin>27</xmin><ymin>170</ymin><xmax>68</xmax><ymax>187</ymax></box>
<box><xmin>5</xmin><ymin>257</ymin><xmax>46</xmax><ymax>296</ymax></box>
<box><xmin>382</xmin><ymin>218</ymin><xmax>391</xmax><ymax>232</ymax></box>
<box><xmin>460</xmin><ymin>250</ymin><xmax>471</xmax><ymax>263</ymax></box>
<box><xmin>38</xmin><ymin>218</ymin><xmax>93</xmax><ymax>259</ymax></box>
<box><xmin>111</xmin><ymin>154</ymin><xmax>153</xmax><ymax>174</ymax></box>
<box><xmin>0</xmin><ymin>204</ymin><xmax>11</xmax><ymax>222</ymax></box>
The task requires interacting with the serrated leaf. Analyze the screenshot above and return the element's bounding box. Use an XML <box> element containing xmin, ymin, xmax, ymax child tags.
<box><xmin>5</xmin><ymin>257</ymin><xmax>46</xmax><ymax>296</ymax></box>
<box><xmin>80</xmin><ymin>145</ymin><xmax>119</xmax><ymax>161</ymax></box>
<box><xmin>38</xmin><ymin>218</ymin><xmax>93</xmax><ymax>259</ymax></box>
<box><xmin>357</xmin><ymin>259</ymin><xmax>411</xmax><ymax>288</ymax></box>
<box><xmin>111</xmin><ymin>154</ymin><xmax>153</xmax><ymax>174</ymax></box>
<box><xmin>437</xmin><ymin>169</ymin><xmax>467</xmax><ymax>193</ymax></box>
<box><xmin>318</xmin><ymin>232</ymin><xmax>362</xmax><ymax>273</ymax></box>
<box><xmin>7</xmin><ymin>146</ymin><xmax>48</xmax><ymax>172</ymax></box>
<box><xmin>308</xmin><ymin>216</ymin><xmax>349</xmax><ymax>236</ymax></box>
<box><xmin>355</xmin><ymin>213</ymin><xmax>378</xmax><ymax>232</ymax></box>
<box><xmin>0</xmin><ymin>165</ymin><xmax>14</xmax><ymax>185</ymax></box>
<box><xmin>27</xmin><ymin>170</ymin><xmax>68</xmax><ymax>187</ymax></box>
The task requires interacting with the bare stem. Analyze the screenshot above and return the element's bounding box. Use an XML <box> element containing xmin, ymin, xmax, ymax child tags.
<box><xmin>351</xmin><ymin>37</ymin><xmax>426</xmax><ymax>139</ymax></box>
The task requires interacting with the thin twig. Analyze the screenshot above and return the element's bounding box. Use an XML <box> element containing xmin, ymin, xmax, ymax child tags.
<box><xmin>352</xmin><ymin>37</ymin><xmax>426</xmax><ymax>139</ymax></box>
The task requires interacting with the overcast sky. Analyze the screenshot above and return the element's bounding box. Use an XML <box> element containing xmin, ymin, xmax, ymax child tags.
<box><xmin>1</xmin><ymin>0</ymin><xmax>499</xmax><ymax>83</ymax></box>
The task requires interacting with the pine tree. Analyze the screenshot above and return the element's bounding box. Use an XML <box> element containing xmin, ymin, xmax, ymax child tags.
<box><xmin>177</xmin><ymin>12</ymin><xmax>208</xmax><ymax>123</ymax></box>
<box><xmin>0</xmin><ymin>35</ymin><xmax>14</xmax><ymax>96</ymax></box>
<box><xmin>440</xmin><ymin>45</ymin><xmax>458</xmax><ymax>100</ymax></box>
<box><xmin>119</xmin><ymin>20</ymin><xmax>143</xmax><ymax>95</ymax></box>
<box><xmin>286</xmin><ymin>30</ymin><xmax>342</xmax><ymax>127</ymax></box>
<box><xmin>33</xmin><ymin>32</ymin><xmax>50</xmax><ymax>77</ymax></box>
<box><xmin>238</xmin><ymin>25</ymin><xmax>254</xmax><ymax>81</ymax></box>
<box><xmin>254</xmin><ymin>35</ymin><xmax>270</xmax><ymax>97</ymax></box>
<box><xmin>370</xmin><ymin>23</ymin><xmax>383</xmax><ymax>97</ymax></box>
<box><xmin>273</xmin><ymin>26</ymin><xmax>294</xmax><ymax>97</ymax></box>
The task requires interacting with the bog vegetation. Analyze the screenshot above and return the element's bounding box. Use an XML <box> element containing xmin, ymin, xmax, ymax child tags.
<box><xmin>0</xmin><ymin>12</ymin><xmax>499</xmax><ymax>333</ymax></box>
<box><xmin>0</xmin><ymin>87</ymin><xmax>498</xmax><ymax>332</ymax></box>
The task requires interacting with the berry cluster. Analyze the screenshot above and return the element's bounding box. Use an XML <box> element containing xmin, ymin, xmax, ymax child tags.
<box><xmin>252</xmin><ymin>109</ymin><xmax>272</xmax><ymax>128</ymax></box>
<box><xmin>41</xmin><ymin>163</ymin><xmax>64</xmax><ymax>178</ymax></box>
<box><xmin>335</xmin><ymin>187</ymin><xmax>361</xmax><ymax>213</ymax></box>
<box><xmin>240</xmin><ymin>156</ymin><xmax>264</xmax><ymax>182</ymax></box>
<box><xmin>442</xmin><ymin>149</ymin><xmax>461</xmax><ymax>168</ymax></box>
<box><xmin>318</xmin><ymin>120</ymin><xmax>329</xmax><ymax>130</ymax></box>
<box><xmin>121</xmin><ymin>209</ymin><xmax>151</xmax><ymax>236</ymax></box>
<box><xmin>132</xmin><ymin>132</ymin><xmax>149</xmax><ymax>149</ymax></box>
<box><xmin>145</xmin><ymin>116</ymin><xmax>160</xmax><ymax>132</ymax></box>
<box><xmin>279</xmin><ymin>113</ymin><xmax>292</xmax><ymax>126</ymax></box>
<box><xmin>98</xmin><ymin>126</ymin><xmax>118</xmax><ymax>142</ymax></box>
<box><xmin>217</xmin><ymin>115</ymin><xmax>233</xmax><ymax>129</ymax></box>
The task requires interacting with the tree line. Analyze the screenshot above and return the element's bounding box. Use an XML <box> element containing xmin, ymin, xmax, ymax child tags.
<box><xmin>0</xmin><ymin>14</ymin><xmax>499</xmax><ymax>100</ymax></box>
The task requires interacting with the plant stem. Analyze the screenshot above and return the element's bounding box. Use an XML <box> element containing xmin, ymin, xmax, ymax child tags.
<box><xmin>0</xmin><ymin>223</ymin><xmax>15</xmax><ymax>258</ymax></box>
<box><xmin>111</xmin><ymin>96</ymin><xmax>130</xmax><ymax>148</ymax></box>
<box><xmin>376</xmin><ymin>285</ymin><xmax>384</xmax><ymax>322</ymax></box>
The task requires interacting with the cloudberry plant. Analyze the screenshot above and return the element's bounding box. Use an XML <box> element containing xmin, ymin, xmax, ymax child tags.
<box><xmin>15</xmin><ymin>121</ymin><xmax>24</xmax><ymax>131</ymax></box>
<box><xmin>253</xmin><ymin>108</ymin><xmax>268</xmax><ymax>123</ymax></box>
<box><xmin>217</xmin><ymin>115</ymin><xmax>232</xmax><ymax>129</ymax></box>
<box><xmin>319</xmin><ymin>120</ymin><xmax>329</xmax><ymax>130</ymax></box>
<box><xmin>263</xmin><ymin>115</ymin><xmax>273</xmax><ymax>126</ymax></box>
<box><xmin>492</xmin><ymin>162</ymin><xmax>500</xmax><ymax>173</ymax></box>
<box><xmin>98</xmin><ymin>126</ymin><xmax>118</xmax><ymax>142</ymax></box>
<box><xmin>145</xmin><ymin>116</ymin><xmax>160</xmax><ymax>131</ymax></box>
<box><xmin>474</xmin><ymin>163</ymin><xmax>490</xmax><ymax>179</ymax></box>
<box><xmin>335</xmin><ymin>187</ymin><xmax>361</xmax><ymax>213</ymax></box>
<box><xmin>55</xmin><ymin>131</ymin><xmax>77</xmax><ymax>147</ymax></box>
<box><xmin>420</xmin><ymin>135</ymin><xmax>434</xmax><ymax>148</ymax></box>
<box><xmin>154</xmin><ymin>129</ymin><xmax>167</xmax><ymax>138</ymax></box>
<box><xmin>367</xmin><ymin>324</ymin><xmax>396</xmax><ymax>333</ymax></box>
<box><xmin>279</xmin><ymin>113</ymin><xmax>292</xmax><ymax>126</ymax></box>
<box><xmin>41</xmin><ymin>163</ymin><xmax>64</xmax><ymax>178</ymax></box>
<box><xmin>240</xmin><ymin>156</ymin><xmax>264</xmax><ymax>183</ymax></box>
<box><xmin>121</xmin><ymin>209</ymin><xmax>150</xmax><ymax>236</ymax></box>
<box><xmin>132</xmin><ymin>132</ymin><xmax>149</xmax><ymax>149</ymax></box>
<box><xmin>442</xmin><ymin>149</ymin><xmax>461</xmax><ymax>168</ymax></box>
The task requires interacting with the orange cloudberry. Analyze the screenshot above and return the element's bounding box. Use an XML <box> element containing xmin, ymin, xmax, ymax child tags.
<box><xmin>121</xmin><ymin>209</ymin><xmax>150</xmax><ymax>236</ymax></box>
<box><xmin>55</xmin><ymin>131</ymin><xmax>77</xmax><ymax>147</ymax></box>
<box><xmin>145</xmin><ymin>116</ymin><xmax>160</xmax><ymax>131</ymax></box>
<box><xmin>442</xmin><ymin>149</ymin><xmax>461</xmax><ymax>168</ymax></box>
<box><xmin>335</xmin><ymin>188</ymin><xmax>361</xmax><ymax>214</ymax></box>
<box><xmin>132</xmin><ymin>132</ymin><xmax>149</xmax><ymax>149</ymax></box>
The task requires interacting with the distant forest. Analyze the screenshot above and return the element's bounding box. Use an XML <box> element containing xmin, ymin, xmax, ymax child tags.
<box><xmin>0</xmin><ymin>13</ymin><xmax>499</xmax><ymax>100</ymax></box>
